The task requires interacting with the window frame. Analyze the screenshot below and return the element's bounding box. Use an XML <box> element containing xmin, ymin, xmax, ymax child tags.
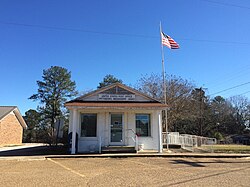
<box><xmin>135</xmin><ymin>113</ymin><xmax>151</xmax><ymax>137</ymax></box>
<box><xmin>80</xmin><ymin>113</ymin><xmax>97</xmax><ymax>138</ymax></box>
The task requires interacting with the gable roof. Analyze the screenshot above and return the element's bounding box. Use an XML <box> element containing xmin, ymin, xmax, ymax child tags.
<box><xmin>65</xmin><ymin>83</ymin><xmax>167</xmax><ymax>109</ymax></box>
<box><xmin>0</xmin><ymin>106</ymin><xmax>16</xmax><ymax>120</ymax></box>
<box><xmin>0</xmin><ymin>106</ymin><xmax>27</xmax><ymax>129</ymax></box>
<box><xmin>71</xmin><ymin>83</ymin><xmax>161</xmax><ymax>102</ymax></box>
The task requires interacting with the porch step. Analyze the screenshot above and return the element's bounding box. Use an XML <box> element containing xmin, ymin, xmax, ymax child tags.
<box><xmin>101</xmin><ymin>146</ymin><xmax>137</xmax><ymax>154</ymax></box>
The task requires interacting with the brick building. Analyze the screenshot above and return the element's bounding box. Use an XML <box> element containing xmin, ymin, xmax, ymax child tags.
<box><xmin>0</xmin><ymin>106</ymin><xmax>27</xmax><ymax>146</ymax></box>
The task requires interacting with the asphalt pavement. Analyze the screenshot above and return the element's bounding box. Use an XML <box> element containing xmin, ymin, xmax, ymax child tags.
<box><xmin>0</xmin><ymin>157</ymin><xmax>249</xmax><ymax>186</ymax></box>
<box><xmin>0</xmin><ymin>143</ymin><xmax>67</xmax><ymax>157</ymax></box>
<box><xmin>0</xmin><ymin>144</ymin><xmax>250</xmax><ymax>186</ymax></box>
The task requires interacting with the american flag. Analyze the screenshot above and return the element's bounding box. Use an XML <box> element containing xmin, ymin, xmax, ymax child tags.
<box><xmin>161</xmin><ymin>32</ymin><xmax>180</xmax><ymax>49</ymax></box>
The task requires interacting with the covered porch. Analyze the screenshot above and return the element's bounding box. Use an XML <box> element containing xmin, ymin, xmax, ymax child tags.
<box><xmin>65</xmin><ymin>83</ymin><xmax>167</xmax><ymax>154</ymax></box>
<box><xmin>67</xmin><ymin>105</ymin><xmax>165</xmax><ymax>154</ymax></box>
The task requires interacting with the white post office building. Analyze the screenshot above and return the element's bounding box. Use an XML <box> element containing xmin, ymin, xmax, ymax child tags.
<box><xmin>65</xmin><ymin>83</ymin><xmax>167</xmax><ymax>154</ymax></box>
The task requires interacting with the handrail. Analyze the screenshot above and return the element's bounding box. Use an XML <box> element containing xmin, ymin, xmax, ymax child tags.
<box><xmin>163</xmin><ymin>132</ymin><xmax>217</xmax><ymax>151</ymax></box>
<box><xmin>127</xmin><ymin>128</ymin><xmax>136</xmax><ymax>134</ymax></box>
<box><xmin>126</xmin><ymin>128</ymin><xmax>138</xmax><ymax>151</ymax></box>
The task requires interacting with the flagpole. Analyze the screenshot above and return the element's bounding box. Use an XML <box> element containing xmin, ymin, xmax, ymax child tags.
<box><xmin>160</xmin><ymin>22</ymin><xmax>167</xmax><ymax>105</ymax></box>
<box><xmin>160</xmin><ymin>22</ymin><xmax>169</xmax><ymax>151</ymax></box>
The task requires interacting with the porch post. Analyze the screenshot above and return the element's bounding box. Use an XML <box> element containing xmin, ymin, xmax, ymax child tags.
<box><xmin>71</xmin><ymin>108</ymin><xmax>77</xmax><ymax>154</ymax></box>
<box><xmin>158</xmin><ymin>112</ymin><xmax>163</xmax><ymax>153</ymax></box>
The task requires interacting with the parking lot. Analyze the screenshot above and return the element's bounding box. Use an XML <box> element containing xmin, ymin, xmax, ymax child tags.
<box><xmin>0</xmin><ymin>157</ymin><xmax>249</xmax><ymax>187</ymax></box>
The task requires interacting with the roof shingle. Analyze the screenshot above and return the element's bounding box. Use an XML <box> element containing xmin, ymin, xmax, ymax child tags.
<box><xmin>0</xmin><ymin>106</ymin><xmax>16</xmax><ymax>120</ymax></box>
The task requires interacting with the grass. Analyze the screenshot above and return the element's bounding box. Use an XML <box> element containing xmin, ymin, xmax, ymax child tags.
<box><xmin>201</xmin><ymin>144</ymin><xmax>250</xmax><ymax>153</ymax></box>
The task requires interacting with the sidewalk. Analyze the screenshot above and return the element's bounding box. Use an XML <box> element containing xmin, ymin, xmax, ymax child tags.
<box><xmin>0</xmin><ymin>145</ymin><xmax>249</xmax><ymax>160</ymax></box>
<box><xmin>46</xmin><ymin>152</ymin><xmax>250</xmax><ymax>159</ymax></box>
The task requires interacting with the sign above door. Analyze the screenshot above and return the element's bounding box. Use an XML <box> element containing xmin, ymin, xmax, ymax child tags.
<box><xmin>98</xmin><ymin>94</ymin><xmax>135</xmax><ymax>101</ymax></box>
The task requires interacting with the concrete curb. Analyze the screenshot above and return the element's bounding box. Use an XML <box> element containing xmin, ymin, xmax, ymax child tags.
<box><xmin>45</xmin><ymin>153</ymin><xmax>250</xmax><ymax>159</ymax></box>
<box><xmin>0</xmin><ymin>156</ymin><xmax>46</xmax><ymax>161</ymax></box>
<box><xmin>0</xmin><ymin>153</ymin><xmax>250</xmax><ymax>161</ymax></box>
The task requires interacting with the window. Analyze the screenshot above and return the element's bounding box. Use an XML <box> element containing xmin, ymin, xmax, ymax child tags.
<box><xmin>80</xmin><ymin>114</ymin><xmax>97</xmax><ymax>137</ymax></box>
<box><xmin>136</xmin><ymin>114</ymin><xmax>151</xmax><ymax>137</ymax></box>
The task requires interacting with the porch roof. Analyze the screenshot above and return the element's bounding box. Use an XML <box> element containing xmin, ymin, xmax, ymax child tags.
<box><xmin>65</xmin><ymin>101</ymin><xmax>168</xmax><ymax>110</ymax></box>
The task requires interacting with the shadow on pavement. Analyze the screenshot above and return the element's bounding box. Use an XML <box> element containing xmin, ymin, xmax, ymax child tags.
<box><xmin>0</xmin><ymin>145</ymin><xmax>69</xmax><ymax>156</ymax></box>
<box><xmin>171</xmin><ymin>159</ymin><xmax>206</xmax><ymax>167</ymax></box>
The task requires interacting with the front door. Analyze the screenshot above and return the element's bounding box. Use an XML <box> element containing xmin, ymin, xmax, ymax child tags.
<box><xmin>110</xmin><ymin>114</ymin><xmax>123</xmax><ymax>145</ymax></box>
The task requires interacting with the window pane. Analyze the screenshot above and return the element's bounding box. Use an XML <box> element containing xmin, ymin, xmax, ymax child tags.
<box><xmin>81</xmin><ymin>114</ymin><xmax>97</xmax><ymax>137</ymax></box>
<box><xmin>136</xmin><ymin>114</ymin><xmax>150</xmax><ymax>136</ymax></box>
<box><xmin>111</xmin><ymin>114</ymin><xmax>123</xmax><ymax>142</ymax></box>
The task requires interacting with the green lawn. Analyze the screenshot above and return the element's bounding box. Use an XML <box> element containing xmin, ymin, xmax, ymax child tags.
<box><xmin>201</xmin><ymin>144</ymin><xmax>250</xmax><ymax>153</ymax></box>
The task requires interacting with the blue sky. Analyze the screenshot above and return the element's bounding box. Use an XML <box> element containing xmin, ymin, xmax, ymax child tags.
<box><xmin>1</xmin><ymin>0</ymin><xmax>250</xmax><ymax>114</ymax></box>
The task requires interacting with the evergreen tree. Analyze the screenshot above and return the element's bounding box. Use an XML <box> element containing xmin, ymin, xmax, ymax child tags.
<box><xmin>98</xmin><ymin>74</ymin><xmax>122</xmax><ymax>88</ymax></box>
<box><xmin>29</xmin><ymin>66</ymin><xmax>77</xmax><ymax>144</ymax></box>
<box><xmin>23</xmin><ymin>109</ymin><xmax>41</xmax><ymax>143</ymax></box>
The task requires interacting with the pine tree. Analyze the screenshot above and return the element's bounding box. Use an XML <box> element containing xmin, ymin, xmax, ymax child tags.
<box><xmin>29</xmin><ymin>66</ymin><xmax>77</xmax><ymax>144</ymax></box>
<box><xmin>97</xmin><ymin>74</ymin><xmax>122</xmax><ymax>88</ymax></box>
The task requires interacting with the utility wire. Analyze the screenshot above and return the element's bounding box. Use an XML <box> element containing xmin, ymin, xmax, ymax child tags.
<box><xmin>0</xmin><ymin>21</ymin><xmax>250</xmax><ymax>45</ymax></box>
<box><xmin>200</xmin><ymin>0</ymin><xmax>250</xmax><ymax>10</ymax></box>
<box><xmin>239</xmin><ymin>90</ymin><xmax>250</xmax><ymax>96</ymax></box>
<box><xmin>0</xmin><ymin>21</ymin><xmax>157</xmax><ymax>39</ymax></box>
<box><xmin>205</xmin><ymin>64</ymin><xmax>250</xmax><ymax>89</ymax></box>
<box><xmin>180</xmin><ymin>38</ymin><xmax>249</xmax><ymax>45</ymax></box>
<box><xmin>210</xmin><ymin>81</ymin><xmax>250</xmax><ymax>96</ymax></box>
<box><xmin>220</xmin><ymin>89</ymin><xmax>250</xmax><ymax>98</ymax></box>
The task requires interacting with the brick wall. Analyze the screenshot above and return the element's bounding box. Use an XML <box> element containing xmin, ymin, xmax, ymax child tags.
<box><xmin>0</xmin><ymin>112</ymin><xmax>23</xmax><ymax>146</ymax></box>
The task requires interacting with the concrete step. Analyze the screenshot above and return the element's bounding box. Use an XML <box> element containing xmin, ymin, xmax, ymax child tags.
<box><xmin>101</xmin><ymin>146</ymin><xmax>136</xmax><ymax>154</ymax></box>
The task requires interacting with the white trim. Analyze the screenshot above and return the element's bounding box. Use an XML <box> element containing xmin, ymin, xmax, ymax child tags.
<box><xmin>66</xmin><ymin>106</ymin><xmax>167</xmax><ymax>111</ymax></box>
<box><xmin>71</xmin><ymin>109</ymin><xmax>77</xmax><ymax>154</ymax></box>
<box><xmin>158</xmin><ymin>112</ymin><xmax>163</xmax><ymax>153</ymax></box>
<box><xmin>70</xmin><ymin>83</ymin><xmax>164</xmax><ymax>104</ymax></box>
